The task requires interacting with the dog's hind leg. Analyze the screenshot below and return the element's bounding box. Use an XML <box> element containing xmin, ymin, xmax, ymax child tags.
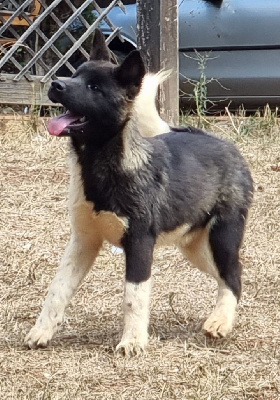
<box><xmin>24</xmin><ymin>232</ymin><xmax>102</xmax><ymax>348</ymax></box>
<box><xmin>181</xmin><ymin>214</ymin><xmax>245</xmax><ymax>338</ymax></box>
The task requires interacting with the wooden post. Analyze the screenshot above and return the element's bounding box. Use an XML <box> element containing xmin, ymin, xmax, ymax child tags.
<box><xmin>137</xmin><ymin>0</ymin><xmax>179</xmax><ymax>126</ymax></box>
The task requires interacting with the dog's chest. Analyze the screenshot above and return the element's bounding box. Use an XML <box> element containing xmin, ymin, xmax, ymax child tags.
<box><xmin>68</xmin><ymin>155</ymin><xmax>128</xmax><ymax>246</ymax></box>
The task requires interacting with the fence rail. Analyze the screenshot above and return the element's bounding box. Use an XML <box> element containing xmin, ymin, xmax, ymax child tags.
<box><xmin>0</xmin><ymin>0</ymin><xmax>126</xmax><ymax>105</ymax></box>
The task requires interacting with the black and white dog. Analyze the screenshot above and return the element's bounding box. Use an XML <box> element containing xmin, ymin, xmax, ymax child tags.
<box><xmin>25</xmin><ymin>30</ymin><xmax>253</xmax><ymax>355</ymax></box>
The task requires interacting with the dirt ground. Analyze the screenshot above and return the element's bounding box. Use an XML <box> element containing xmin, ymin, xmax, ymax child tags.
<box><xmin>0</xmin><ymin>116</ymin><xmax>279</xmax><ymax>400</ymax></box>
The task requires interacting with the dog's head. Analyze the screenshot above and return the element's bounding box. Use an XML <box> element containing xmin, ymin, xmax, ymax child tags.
<box><xmin>47</xmin><ymin>29</ymin><xmax>145</xmax><ymax>139</ymax></box>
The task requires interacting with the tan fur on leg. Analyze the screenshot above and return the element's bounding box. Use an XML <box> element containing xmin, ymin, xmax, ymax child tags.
<box><xmin>180</xmin><ymin>221</ymin><xmax>238</xmax><ymax>338</ymax></box>
<box><xmin>25</xmin><ymin>233</ymin><xmax>102</xmax><ymax>348</ymax></box>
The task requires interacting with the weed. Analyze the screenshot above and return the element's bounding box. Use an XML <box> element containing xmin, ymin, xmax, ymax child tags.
<box><xmin>224</xmin><ymin>105</ymin><xmax>280</xmax><ymax>141</ymax></box>
<box><xmin>181</xmin><ymin>51</ymin><xmax>227</xmax><ymax>128</ymax></box>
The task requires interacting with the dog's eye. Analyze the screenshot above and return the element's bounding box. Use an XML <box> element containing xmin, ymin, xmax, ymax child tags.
<box><xmin>88</xmin><ymin>84</ymin><xmax>100</xmax><ymax>91</ymax></box>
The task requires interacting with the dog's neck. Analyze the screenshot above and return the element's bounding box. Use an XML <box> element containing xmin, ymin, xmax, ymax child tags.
<box><xmin>117</xmin><ymin>72</ymin><xmax>172</xmax><ymax>170</ymax></box>
<box><xmin>70</xmin><ymin>111</ymin><xmax>152</xmax><ymax>174</ymax></box>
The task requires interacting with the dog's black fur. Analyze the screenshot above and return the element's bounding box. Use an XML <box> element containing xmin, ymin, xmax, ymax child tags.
<box><xmin>25</xmin><ymin>30</ymin><xmax>253</xmax><ymax>353</ymax></box>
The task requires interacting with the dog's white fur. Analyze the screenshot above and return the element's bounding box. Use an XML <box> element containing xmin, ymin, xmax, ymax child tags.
<box><xmin>25</xmin><ymin>72</ymin><xmax>237</xmax><ymax>352</ymax></box>
<box><xmin>116</xmin><ymin>279</ymin><xmax>152</xmax><ymax>355</ymax></box>
<box><xmin>203</xmin><ymin>282</ymin><xmax>237</xmax><ymax>338</ymax></box>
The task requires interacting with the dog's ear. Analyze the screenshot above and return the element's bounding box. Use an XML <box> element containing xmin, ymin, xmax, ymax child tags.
<box><xmin>90</xmin><ymin>29</ymin><xmax>111</xmax><ymax>61</ymax></box>
<box><xmin>115</xmin><ymin>50</ymin><xmax>146</xmax><ymax>98</ymax></box>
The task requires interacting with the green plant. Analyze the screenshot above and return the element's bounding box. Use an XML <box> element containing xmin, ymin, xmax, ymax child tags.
<box><xmin>182</xmin><ymin>51</ymin><xmax>227</xmax><ymax>128</ymax></box>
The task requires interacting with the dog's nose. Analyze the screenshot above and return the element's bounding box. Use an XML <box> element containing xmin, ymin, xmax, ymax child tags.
<box><xmin>51</xmin><ymin>80</ymin><xmax>66</xmax><ymax>91</ymax></box>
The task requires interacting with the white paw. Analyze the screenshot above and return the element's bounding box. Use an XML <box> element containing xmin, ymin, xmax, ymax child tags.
<box><xmin>116</xmin><ymin>338</ymin><xmax>147</xmax><ymax>356</ymax></box>
<box><xmin>116</xmin><ymin>329</ymin><xmax>148</xmax><ymax>356</ymax></box>
<box><xmin>24</xmin><ymin>326</ymin><xmax>54</xmax><ymax>349</ymax></box>
<box><xmin>203</xmin><ymin>312</ymin><xmax>234</xmax><ymax>338</ymax></box>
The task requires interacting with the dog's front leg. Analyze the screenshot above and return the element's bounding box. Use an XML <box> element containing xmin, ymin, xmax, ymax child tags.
<box><xmin>116</xmin><ymin>233</ymin><xmax>155</xmax><ymax>356</ymax></box>
<box><xmin>25</xmin><ymin>233</ymin><xmax>102</xmax><ymax>349</ymax></box>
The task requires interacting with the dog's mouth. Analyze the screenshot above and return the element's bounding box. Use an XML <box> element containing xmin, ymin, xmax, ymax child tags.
<box><xmin>47</xmin><ymin>111</ymin><xmax>88</xmax><ymax>136</ymax></box>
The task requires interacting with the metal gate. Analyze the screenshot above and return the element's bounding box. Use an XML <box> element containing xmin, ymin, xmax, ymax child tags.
<box><xmin>0</xmin><ymin>0</ymin><xmax>126</xmax><ymax>105</ymax></box>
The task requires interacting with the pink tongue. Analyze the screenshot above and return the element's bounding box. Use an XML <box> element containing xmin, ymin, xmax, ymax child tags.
<box><xmin>47</xmin><ymin>113</ymin><xmax>81</xmax><ymax>136</ymax></box>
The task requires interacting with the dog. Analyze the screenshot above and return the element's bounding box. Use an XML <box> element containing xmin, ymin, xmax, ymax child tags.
<box><xmin>25</xmin><ymin>30</ymin><xmax>253</xmax><ymax>355</ymax></box>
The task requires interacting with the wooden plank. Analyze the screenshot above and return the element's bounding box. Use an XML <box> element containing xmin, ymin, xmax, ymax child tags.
<box><xmin>159</xmin><ymin>1</ymin><xmax>179</xmax><ymax>126</ymax></box>
<box><xmin>137</xmin><ymin>0</ymin><xmax>179</xmax><ymax>126</ymax></box>
<box><xmin>137</xmin><ymin>0</ymin><xmax>160</xmax><ymax>72</ymax></box>
<box><xmin>0</xmin><ymin>115</ymin><xmax>49</xmax><ymax>120</ymax></box>
<box><xmin>0</xmin><ymin>74</ymin><xmax>54</xmax><ymax>105</ymax></box>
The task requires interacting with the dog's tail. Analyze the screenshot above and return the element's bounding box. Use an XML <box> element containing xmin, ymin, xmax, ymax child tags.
<box><xmin>134</xmin><ymin>70</ymin><xmax>171</xmax><ymax>137</ymax></box>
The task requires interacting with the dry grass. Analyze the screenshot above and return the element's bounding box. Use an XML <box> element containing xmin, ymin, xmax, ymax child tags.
<box><xmin>0</xmin><ymin>116</ymin><xmax>279</xmax><ymax>400</ymax></box>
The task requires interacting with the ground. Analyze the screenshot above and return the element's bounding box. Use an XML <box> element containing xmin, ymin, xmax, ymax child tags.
<box><xmin>0</xmin><ymin>115</ymin><xmax>279</xmax><ymax>400</ymax></box>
